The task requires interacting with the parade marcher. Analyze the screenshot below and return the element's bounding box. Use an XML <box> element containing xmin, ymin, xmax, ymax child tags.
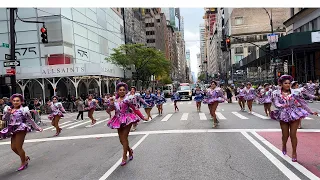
<box><xmin>291</xmin><ymin>81</ymin><xmax>316</xmax><ymax>129</ymax></box>
<box><xmin>85</xmin><ymin>94</ymin><xmax>97</xmax><ymax>126</ymax></box>
<box><xmin>171</xmin><ymin>88</ymin><xmax>180</xmax><ymax>112</ymax></box>
<box><xmin>203</xmin><ymin>81</ymin><xmax>225</xmax><ymax>128</ymax></box>
<box><xmin>194</xmin><ymin>86</ymin><xmax>204</xmax><ymax>112</ymax></box>
<box><xmin>155</xmin><ymin>89</ymin><xmax>166</xmax><ymax>116</ymax></box>
<box><xmin>244</xmin><ymin>82</ymin><xmax>256</xmax><ymax>114</ymax></box>
<box><xmin>305</xmin><ymin>80</ymin><xmax>316</xmax><ymax>102</ymax></box>
<box><xmin>143</xmin><ymin>90</ymin><xmax>156</xmax><ymax>120</ymax></box>
<box><xmin>48</xmin><ymin>96</ymin><xmax>66</xmax><ymax>136</ymax></box>
<box><xmin>106</xmin><ymin>82</ymin><xmax>148</xmax><ymax>166</ymax></box>
<box><xmin>75</xmin><ymin>97</ymin><xmax>85</xmax><ymax>120</ymax></box>
<box><xmin>0</xmin><ymin>94</ymin><xmax>42</xmax><ymax>171</ymax></box>
<box><xmin>259</xmin><ymin>83</ymin><xmax>273</xmax><ymax>116</ymax></box>
<box><xmin>127</xmin><ymin>86</ymin><xmax>150</xmax><ymax>131</ymax></box>
<box><xmin>236</xmin><ymin>83</ymin><xmax>246</xmax><ymax>111</ymax></box>
<box><xmin>225</xmin><ymin>86</ymin><xmax>233</xmax><ymax>103</ymax></box>
<box><xmin>270</xmin><ymin>75</ymin><xmax>318</xmax><ymax>162</ymax></box>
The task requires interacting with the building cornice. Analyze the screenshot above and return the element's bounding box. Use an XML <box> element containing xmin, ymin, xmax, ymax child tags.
<box><xmin>283</xmin><ymin>8</ymin><xmax>317</xmax><ymax>26</ymax></box>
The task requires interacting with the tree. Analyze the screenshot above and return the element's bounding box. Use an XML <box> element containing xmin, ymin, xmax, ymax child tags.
<box><xmin>198</xmin><ymin>73</ymin><xmax>206</xmax><ymax>81</ymax></box>
<box><xmin>106</xmin><ymin>44</ymin><xmax>171</xmax><ymax>87</ymax></box>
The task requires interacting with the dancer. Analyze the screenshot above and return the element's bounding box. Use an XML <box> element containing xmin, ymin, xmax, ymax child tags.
<box><xmin>85</xmin><ymin>94</ymin><xmax>97</xmax><ymax>126</ymax></box>
<box><xmin>244</xmin><ymin>82</ymin><xmax>256</xmax><ymax>113</ymax></box>
<box><xmin>270</xmin><ymin>75</ymin><xmax>317</xmax><ymax>162</ymax></box>
<box><xmin>258</xmin><ymin>83</ymin><xmax>273</xmax><ymax>116</ymax></box>
<box><xmin>194</xmin><ymin>86</ymin><xmax>204</xmax><ymax>112</ymax></box>
<box><xmin>291</xmin><ymin>81</ymin><xmax>316</xmax><ymax>129</ymax></box>
<box><xmin>143</xmin><ymin>90</ymin><xmax>156</xmax><ymax>120</ymax></box>
<box><xmin>48</xmin><ymin>96</ymin><xmax>66</xmax><ymax>136</ymax></box>
<box><xmin>171</xmin><ymin>88</ymin><xmax>180</xmax><ymax>112</ymax></box>
<box><xmin>236</xmin><ymin>83</ymin><xmax>246</xmax><ymax>111</ymax></box>
<box><xmin>155</xmin><ymin>89</ymin><xmax>166</xmax><ymax>115</ymax></box>
<box><xmin>127</xmin><ymin>86</ymin><xmax>150</xmax><ymax>131</ymax></box>
<box><xmin>106</xmin><ymin>82</ymin><xmax>148</xmax><ymax>166</ymax></box>
<box><xmin>203</xmin><ymin>81</ymin><xmax>225</xmax><ymax>128</ymax></box>
<box><xmin>0</xmin><ymin>94</ymin><xmax>42</xmax><ymax>171</ymax></box>
<box><xmin>305</xmin><ymin>80</ymin><xmax>316</xmax><ymax>102</ymax></box>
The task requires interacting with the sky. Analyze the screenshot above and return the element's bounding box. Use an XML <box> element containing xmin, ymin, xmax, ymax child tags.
<box><xmin>181</xmin><ymin>8</ymin><xmax>204</xmax><ymax>78</ymax></box>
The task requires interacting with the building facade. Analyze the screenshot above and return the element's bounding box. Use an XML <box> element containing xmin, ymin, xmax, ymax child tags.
<box><xmin>123</xmin><ymin>8</ymin><xmax>146</xmax><ymax>44</ymax></box>
<box><xmin>199</xmin><ymin>24</ymin><xmax>206</xmax><ymax>73</ymax></box>
<box><xmin>285</xmin><ymin>8</ymin><xmax>320</xmax><ymax>34</ymax></box>
<box><xmin>0</xmin><ymin>8</ymin><xmax>128</xmax><ymax>99</ymax></box>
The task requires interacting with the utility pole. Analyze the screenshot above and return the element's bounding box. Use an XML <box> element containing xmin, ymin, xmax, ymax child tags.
<box><xmin>9</xmin><ymin>8</ymin><xmax>17</xmax><ymax>94</ymax></box>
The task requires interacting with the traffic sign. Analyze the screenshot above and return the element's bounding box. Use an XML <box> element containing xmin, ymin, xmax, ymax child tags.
<box><xmin>5</xmin><ymin>54</ymin><xmax>17</xmax><ymax>60</ymax></box>
<box><xmin>3</xmin><ymin>60</ymin><xmax>20</xmax><ymax>67</ymax></box>
<box><xmin>1</xmin><ymin>43</ymin><xmax>9</xmax><ymax>48</ymax></box>
<box><xmin>6</xmin><ymin>68</ymin><xmax>16</xmax><ymax>75</ymax></box>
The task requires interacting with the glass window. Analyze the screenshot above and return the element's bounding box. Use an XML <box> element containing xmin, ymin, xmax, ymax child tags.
<box><xmin>248</xmin><ymin>46</ymin><xmax>255</xmax><ymax>53</ymax></box>
<box><xmin>311</xmin><ymin>18</ymin><xmax>318</xmax><ymax>31</ymax></box>
<box><xmin>235</xmin><ymin>55</ymin><xmax>244</xmax><ymax>63</ymax></box>
<box><xmin>235</xmin><ymin>17</ymin><xmax>243</xmax><ymax>25</ymax></box>
<box><xmin>235</xmin><ymin>47</ymin><xmax>243</xmax><ymax>54</ymax></box>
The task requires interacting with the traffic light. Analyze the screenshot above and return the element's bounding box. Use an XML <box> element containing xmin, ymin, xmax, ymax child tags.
<box><xmin>226</xmin><ymin>38</ymin><xmax>231</xmax><ymax>48</ymax></box>
<box><xmin>40</xmin><ymin>26</ymin><xmax>48</xmax><ymax>43</ymax></box>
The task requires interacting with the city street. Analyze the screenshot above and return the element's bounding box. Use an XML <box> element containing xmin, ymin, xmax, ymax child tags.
<box><xmin>1</xmin><ymin>100</ymin><xmax>320</xmax><ymax>180</ymax></box>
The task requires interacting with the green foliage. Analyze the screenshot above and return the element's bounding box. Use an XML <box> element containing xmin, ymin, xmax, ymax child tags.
<box><xmin>106</xmin><ymin>44</ymin><xmax>171</xmax><ymax>82</ymax></box>
<box><xmin>198</xmin><ymin>73</ymin><xmax>206</xmax><ymax>81</ymax></box>
<box><xmin>160</xmin><ymin>73</ymin><xmax>173</xmax><ymax>85</ymax></box>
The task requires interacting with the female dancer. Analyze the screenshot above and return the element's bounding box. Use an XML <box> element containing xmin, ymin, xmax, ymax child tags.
<box><xmin>48</xmin><ymin>96</ymin><xmax>66</xmax><ymax>136</ymax></box>
<box><xmin>1</xmin><ymin>94</ymin><xmax>42</xmax><ymax>171</ymax></box>
<box><xmin>291</xmin><ymin>81</ymin><xmax>316</xmax><ymax>129</ymax></box>
<box><xmin>85</xmin><ymin>94</ymin><xmax>97</xmax><ymax>126</ymax></box>
<box><xmin>259</xmin><ymin>83</ymin><xmax>273</xmax><ymax>116</ymax></box>
<box><xmin>203</xmin><ymin>81</ymin><xmax>225</xmax><ymax>128</ymax></box>
<box><xmin>155</xmin><ymin>89</ymin><xmax>166</xmax><ymax>115</ymax></box>
<box><xmin>236</xmin><ymin>83</ymin><xmax>246</xmax><ymax>111</ymax></box>
<box><xmin>271</xmin><ymin>75</ymin><xmax>317</xmax><ymax>162</ymax></box>
<box><xmin>127</xmin><ymin>86</ymin><xmax>150</xmax><ymax>131</ymax></box>
<box><xmin>194</xmin><ymin>86</ymin><xmax>204</xmax><ymax>112</ymax></box>
<box><xmin>143</xmin><ymin>90</ymin><xmax>156</xmax><ymax>120</ymax></box>
<box><xmin>244</xmin><ymin>82</ymin><xmax>256</xmax><ymax>113</ymax></box>
<box><xmin>171</xmin><ymin>88</ymin><xmax>180</xmax><ymax>112</ymax></box>
<box><xmin>106</xmin><ymin>82</ymin><xmax>148</xmax><ymax>166</ymax></box>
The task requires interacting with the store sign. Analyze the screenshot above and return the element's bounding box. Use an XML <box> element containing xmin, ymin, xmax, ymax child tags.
<box><xmin>42</xmin><ymin>65</ymin><xmax>85</xmax><ymax>75</ymax></box>
<box><xmin>311</xmin><ymin>31</ymin><xmax>320</xmax><ymax>43</ymax></box>
<box><xmin>102</xmin><ymin>67</ymin><xmax>115</xmax><ymax>74</ymax></box>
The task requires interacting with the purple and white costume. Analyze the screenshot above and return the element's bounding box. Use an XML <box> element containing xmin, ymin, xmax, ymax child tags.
<box><xmin>106</xmin><ymin>96</ymin><xmax>144</xmax><ymax>129</ymax></box>
<box><xmin>0</xmin><ymin>106</ymin><xmax>41</xmax><ymax>136</ymax></box>
<box><xmin>305</xmin><ymin>83</ymin><xmax>316</xmax><ymax>96</ymax></box>
<box><xmin>155</xmin><ymin>93</ymin><xmax>166</xmax><ymax>105</ymax></box>
<box><xmin>203</xmin><ymin>87</ymin><xmax>225</xmax><ymax>104</ymax></box>
<box><xmin>244</xmin><ymin>87</ymin><xmax>256</xmax><ymax>101</ymax></box>
<box><xmin>194</xmin><ymin>90</ymin><xmax>204</xmax><ymax>102</ymax></box>
<box><xmin>127</xmin><ymin>93</ymin><xmax>149</xmax><ymax>109</ymax></box>
<box><xmin>259</xmin><ymin>88</ymin><xmax>273</xmax><ymax>104</ymax></box>
<box><xmin>85</xmin><ymin>99</ymin><xmax>97</xmax><ymax>111</ymax></box>
<box><xmin>48</xmin><ymin>102</ymin><xmax>66</xmax><ymax>120</ymax></box>
<box><xmin>171</xmin><ymin>92</ymin><xmax>180</xmax><ymax>101</ymax></box>
<box><xmin>236</xmin><ymin>87</ymin><xmax>246</xmax><ymax>100</ymax></box>
<box><xmin>270</xmin><ymin>90</ymin><xmax>312</xmax><ymax>122</ymax></box>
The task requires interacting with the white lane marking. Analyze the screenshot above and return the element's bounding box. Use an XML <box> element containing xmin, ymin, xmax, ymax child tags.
<box><xmin>161</xmin><ymin>114</ymin><xmax>173</xmax><ymax>122</ymax></box>
<box><xmin>199</xmin><ymin>113</ymin><xmax>207</xmax><ymax>120</ymax></box>
<box><xmin>181</xmin><ymin>113</ymin><xmax>188</xmax><ymax>121</ymax></box>
<box><xmin>304</xmin><ymin>117</ymin><xmax>313</xmax><ymax>120</ymax></box>
<box><xmin>252</xmin><ymin>112</ymin><xmax>270</xmax><ymax>119</ymax></box>
<box><xmin>179</xmin><ymin>102</ymin><xmax>183</xmax><ymax>105</ymax></box>
<box><xmin>221</xmin><ymin>109</ymin><xmax>225</xmax><ymax>111</ymax></box>
<box><xmin>241</xmin><ymin>132</ymin><xmax>301</xmax><ymax>180</ymax></box>
<box><xmin>99</xmin><ymin>134</ymin><xmax>149</xmax><ymax>180</ymax></box>
<box><xmin>52</xmin><ymin>121</ymin><xmax>82</xmax><ymax>131</ymax></box>
<box><xmin>170</xmin><ymin>103</ymin><xmax>174</xmax><ymax>106</ymax></box>
<box><xmin>3</xmin><ymin>129</ymin><xmax>320</xmax><ymax>146</ymax></box>
<box><xmin>151</xmin><ymin>114</ymin><xmax>158</xmax><ymax>119</ymax></box>
<box><xmin>232</xmin><ymin>112</ymin><xmax>249</xmax><ymax>119</ymax></box>
<box><xmin>188</xmin><ymin>102</ymin><xmax>191</xmax><ymax>105</ymax></box>
<box><xmin>163</xmin><ymin>103</ymin><xmax>167</xmax><ymax>106</ymax></box>
<box><xmin>216</xmin><ymin>112</ymin><xmax>226</xmax><ymax>120</ymax></box>
<box><xmin>68</xmin><ymin>120</ymin><xmax>91</xmax><ymax>129</ymax></box>
<box><xmin>251</xmin><ymin>132</ymin><xmax>319</xmax><ymax>180</ymax></box>
<box><xmin>43</xmin><ymin>121</ymin><xmax>71</xmax><ymax>131</ymax></box>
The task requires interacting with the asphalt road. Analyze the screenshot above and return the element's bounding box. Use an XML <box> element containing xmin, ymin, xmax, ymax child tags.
<box><xmin>1</xmin><ymin>99</ymin><xmax>320</xmax><ymax>180</ymax></box>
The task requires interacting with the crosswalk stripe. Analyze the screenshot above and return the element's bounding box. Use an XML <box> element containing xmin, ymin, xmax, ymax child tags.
<box><xmin>232</xmin><ymin>112</ymin><xmax>249</xmax><ymax>119</ymax></box>
<box><xmin>188</xmin><ymin>102</ymin><xmax>191</xmax><ymax>105</ymax></box>
<box><xmin>252</xmin><ymin>112</ymin><xmax>269</xmax><ymax>119</ymax></box>
<box><xmin>85</xmin><ymin>119</ymin><xmax>108</xmax><ymax>127</ymax></box>
<box><xmin>181</xmin><ymin>113</ymin><xmax>188</xmax><ymax>120</ymax></box>
<box><xmin>43</xmin><ymin>121</ymin><xmax>71</xmax><ymax>131</ymax></box>
<box><xmin>170</xmin><ymin>103</ymin><xmax>174</xmax><ymax>106</ymax></box>
<box><xmin>52</xmin><ymin>121</ymin><xmax>82</xmax><ymax>130</ymax></box>
<box><xmin>216</xmin><ymin>112</ymin><xmax>226</xmax><ymax>119</ymax></box>
<box><xmin>163</xmin><ymin>103</ymin><xmax>167</xmax><ymax>106</ymax></box>
<box><xmin>199</xmin><ymin>113</ymin><xmax>207</xmax><ymax>120</ymax></box>
<box><xmin>179</xmin><ymin>102</ymin><xmax>183</xmax><ymax>105</ymax></box>
<box><xmin>304</xmin><ymin>117</ymin><xmax>313</xmax><ymax>120</ymax></box>
<box><xmin>161</xmin><ymin>114</ymin><xmax>173</xmax><ymax>121</ymax></box>
<box><xmin>67</xmin><ymin>120</ymin><xmax>91</xmax><ymax>129</ymax></box>
<box><xmin>151</xmin><ymin>114</ymin><xmax>158</xmax><ymax>119</ymax></box>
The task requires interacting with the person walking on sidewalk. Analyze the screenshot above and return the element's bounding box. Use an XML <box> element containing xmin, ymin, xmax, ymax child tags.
<box><xmin>75</xmin><ymin>97</ymin><xmax>85</xmax><ymax>120</ymax></box>
<box><xmin>270</xmin><ymin>75</ymin><xmax>318</xmax><ymax>162</ymax></box>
